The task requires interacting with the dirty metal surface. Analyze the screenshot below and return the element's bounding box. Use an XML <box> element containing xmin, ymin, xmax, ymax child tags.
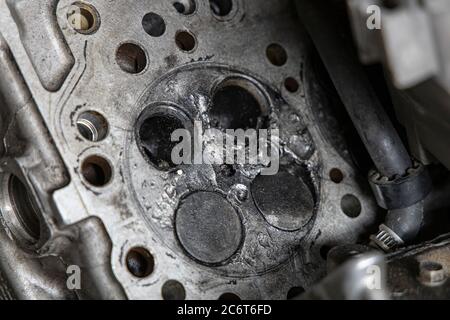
<box><xmin>0</xmin><ymin>0</ymin><xmax>378</xmax><ymax>299</ymax></box>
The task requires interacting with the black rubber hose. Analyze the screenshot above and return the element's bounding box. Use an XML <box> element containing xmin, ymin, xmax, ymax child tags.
<box><xmin>295</xmin><ymin>0</ymin><xmax>412</xmax><ymax>178</ymax></box>
<box><xmin>385</xmin><ymin>202</ymin><xmax>424</xmax><ymax>241</ymax></box>
<box><xmin>295</xmin><ymin>0</ymin><xmax>424</xmax><ymax>244</ymax></box>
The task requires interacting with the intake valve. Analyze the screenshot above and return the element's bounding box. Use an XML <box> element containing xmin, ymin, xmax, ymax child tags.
<box><xmin>175</xmin><ymin>191</ymin><xmax>243</xmax><ymax>265</ymax></box>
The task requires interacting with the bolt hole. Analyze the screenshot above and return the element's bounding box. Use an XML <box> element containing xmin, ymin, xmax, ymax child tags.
<box><xmin>287</xmin><ymin>286</ymin><xmax>305</xmax><ymax>299</ymax></box>
<box><xmin>329</xmin><ymin>168</ymin><xmax>344</xmax><ymax>184</ymax></box>
<box><xmin>175</xmin><ymin>30</ymin><xmax>197</xmax><ymax>52</ymax></box>
<box><xmin>81</xmin><ymin>155</ymin><xmax>112</xmax><ymax>187</ymax></box>
<box><xmin>220</xmin><ymin>164</ymin><xmax>236</xmax><ymax>177</ymax></box>
<box><xmin>210</xmin><ymin>0</ymin><xmax>233</xmax><ymax>16</ymax></box>
<box><xmin>382</xmin><ymin>0</ymin><xmax>401</xmax><ymax>9</ymax></box>
<box><xmin>266</xmin><ymin>43</ymin><xmax>288</xmax><ymax>67</ymax></box>
<box><xmin>210</xmin><ymin>78</ymin><xmax>268</xmax><ymax>130</ymax></box>
<box><xmin>8</xmin><ymin>175</ymin><xmax>41</xmax><ymax>242</ymax></box>
<box><xmin>116</xmin><ymin>43</ymin><xmax>147</xmax><ymax>74</ymax></box>
<box><xmin>421</xmin><ymin>261</ymin><xmax>443</xmax><ymax>272</ymax></box>
<box><xmin>126</xmin><ymin>247</ymin><xmax>155</xmax><ymax>278</ymax></box>
<box><xmin>142</xmin><ymin>12</ymin><xmax>166</xmax><ymax>37</ymax></box>
<box><xmin>341</xmin><ymin>194</ymin><xmax>362</xmax><ymax>218</ymax></box>
<box><xmin>67</xmin><ymin>2</ymin><xmax>100</xmax><ymax>34</ymax></box>
<box><xmin>138</xmin><ymin>109</ymin><xmax>188</xmax><ymax>171</ymax></box>
<box><xmin>77</xmin><ymin>111</ymin><xmax>108</xmax><ymax>142</ymax></box>
<box><xmin>173</xmin><ymin>0</ymin><xmax>197</xmax><ymax>15</ymax></box>
<box><xmin>162</xmin><ymin>280</ymin><xmax>186</xmax><ymax>300</ymax></box>
<box><xmin>320</xmin><ymin>245</ymin><xmax>333</xmax><ymax>260</ymax></box>
<box><xmin>219</xmin><ymin>292</ymin><xmax>241</xmax><ymax>300</ymax></box>
<box><xmin>284</xmin><ymin>77</ymin><xmax>299</xmax><ymax>93</ymax></box>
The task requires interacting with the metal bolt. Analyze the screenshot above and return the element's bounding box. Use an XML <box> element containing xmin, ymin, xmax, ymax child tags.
<box><xmin>418</xmin><ymin>261</ymin><xmax>447</xmax><ymax>286</ymax></box>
